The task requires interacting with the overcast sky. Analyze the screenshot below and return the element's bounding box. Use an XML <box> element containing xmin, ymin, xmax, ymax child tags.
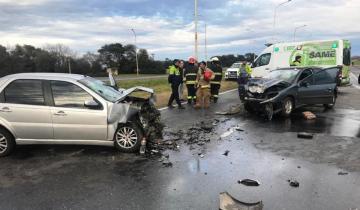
<box><xmin>0</xmin><ymin>0</ymin><xmax>359</xmax><ymax>60</ymax></box>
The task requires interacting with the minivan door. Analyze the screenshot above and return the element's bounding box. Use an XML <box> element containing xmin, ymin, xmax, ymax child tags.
<box><xmin>0</xmin><ymin>79</ymin><xmax>53</xmax><ymax>140</ymax></box>
<box><xmin>251</xmin><ymin>53</ymin><xmax>272</xmax><ymax>77</ymax></box>
<box><xmin>49</xmin><ymin>81</ymin><xmax>108</xmax><ymax>141</ymax></box>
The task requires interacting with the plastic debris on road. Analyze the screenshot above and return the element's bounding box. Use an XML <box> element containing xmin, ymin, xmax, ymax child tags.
<box><xmin>237</xmin><ymin>179</ymin><xmax>260</xmax><ymax>186</ymax></box>
<box><xmin>297</xmin><ymin>132</ymin><xmax>314</xmax><ymax>139</ymax></box>
<box><xmin>303</xmin><ymin>111</ymin><xmax>316</xmax><ymax>120</ymax></box>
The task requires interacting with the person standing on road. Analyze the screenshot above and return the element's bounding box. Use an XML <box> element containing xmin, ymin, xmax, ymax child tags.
<box><xmin>237</xmin><ymin>60</ymin><xmax>252</xmax><ymax>102</ymax></box>
<box><xmin>167</xmin><ymin>59</ymin><xmax>185</xmax><ymax>109</ymax></box>
<box><xmin>184</xmin><ymin>56</ymin><xmax>198</xmax><ymax>105</ymax></box>
<box><xmin>178</xmin><ymin>60</ymin><xmax>186</xmax><ymax>102</ymax></box>
<box><xmin>194</xmin><ymin>61</ymin><xmax>215</xmax><ymax>109</ymax></box>
<box><xmin>209</xmin><ymin>57</ymin><xmax>223</xmax><ymax>103</ymax></box>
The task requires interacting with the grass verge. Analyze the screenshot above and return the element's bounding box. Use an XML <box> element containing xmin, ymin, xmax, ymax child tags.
<box><xmin>117</xmin><ymin>78</ymin><xmax>238</xmax><ymax>108</ymax></box>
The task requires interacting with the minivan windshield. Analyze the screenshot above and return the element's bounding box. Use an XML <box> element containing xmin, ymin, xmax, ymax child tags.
<box><xmin>79</xmin><ymin>77</ymin><xmax>122</xmax><ymax>102</ymax></box>
<box><xmin>265</xmin><ymin>69</ymin><xmax>299</xmax><ymax>83</ymax></box>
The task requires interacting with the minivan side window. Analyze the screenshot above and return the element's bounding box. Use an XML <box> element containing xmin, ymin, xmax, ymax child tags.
<box><xmin>253</xmin><ymin>53</ymin><xmax>271</xmax><ymax>67</ymax></box>
<box><xmin>343</xmin><ymin>48</ymin><xmax>351</xmax><ymax>66</ymax></box>
<box><xmin>3</xmin><ymin>80</ymin><xmax>45</xmax><ymax>105</ymax></box>
<box><xmin>51</xmin><ymin>81</ymin><xmax>99</xmax><ymax>109</ymax></box>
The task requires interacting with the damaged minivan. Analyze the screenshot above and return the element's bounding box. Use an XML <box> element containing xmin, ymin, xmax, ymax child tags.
<box><xmin>240</xmin><ymin>67</ymin><xmax>341</xmax><ymax>120</ymax></box>
<box><xmin>0</xmin><ymin>73</ymin><xmax>163</xmax><ymax>156</ymax></box>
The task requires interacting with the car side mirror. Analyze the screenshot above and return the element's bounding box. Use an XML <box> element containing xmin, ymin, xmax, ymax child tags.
<box><xmin>84</xmin><ymin>100</ymin><xmax>101</xmax><ymax>109</ymax></box>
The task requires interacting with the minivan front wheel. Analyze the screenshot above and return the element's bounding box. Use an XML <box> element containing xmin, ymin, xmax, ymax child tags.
<box><xmin>114</xmin><ymin>123</ymin><xmax>143</xmax><ymax>153</ymax></box>
<box><xmin>324</xmin><ymin>95</ymin><xmax>336</xmax><ymax>109</ymax></box>
<box><xmin>0</xmin><ymin>128</ymin><xmax>15</xmax><ymax>157</ymax></box>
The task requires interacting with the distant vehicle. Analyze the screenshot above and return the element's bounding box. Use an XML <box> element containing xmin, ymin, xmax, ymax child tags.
<box><xmin>225</xmin><ymin>62</ymin><xmax>241</xmax><ymax>80</ymax></box>
<box><xmin>0</xmin><ymin>73</ymin><xmax>162</xmax><ymax>157</ymax></box>
<box><xmin>241</xmin><ymin>66</ymin><xmax>341</xmax><ymax>120</ymax></box>
<box><xmin>251</xmin><ymin>40</ymin><xmax>351</xmax><ymax>85</ymax></box>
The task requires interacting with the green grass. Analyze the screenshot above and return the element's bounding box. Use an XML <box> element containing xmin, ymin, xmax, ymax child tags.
<box><xmin>116</xmin><ymin>77</ymin><xmax>238</xmax><ymax>107</ymax></box>
<box><xmin>353</xmin><ymin>59</ymin><xmax>360</xmax><ymax>66</ymax></box>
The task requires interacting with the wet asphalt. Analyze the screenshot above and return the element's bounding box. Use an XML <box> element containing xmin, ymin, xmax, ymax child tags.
<box><xmin>1</xmin><ymin>68</ymin><xmax>360</xmax><ymax>210</ymax></box>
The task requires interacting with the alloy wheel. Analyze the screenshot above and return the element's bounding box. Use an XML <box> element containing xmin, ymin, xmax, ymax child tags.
<box><xmin>116</xmin><ymin>127</ymin><xmax>138</xmax><ymax>149</ymax></box>
<box><xmin>284</xmin><ymin>100</ymin><xmax>293</xmax><ymax>115</ymax></box>
<box><xmin>0</xmin><ymin>134</ymin><xmax>7</xmax><ymax>154</ymax></box>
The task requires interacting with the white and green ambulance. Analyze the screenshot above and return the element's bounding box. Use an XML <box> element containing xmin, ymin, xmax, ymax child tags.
<box><xmin>251</xmin><ymin>40</ymin><xmax>351</xmax><ymax>85</ymax></box>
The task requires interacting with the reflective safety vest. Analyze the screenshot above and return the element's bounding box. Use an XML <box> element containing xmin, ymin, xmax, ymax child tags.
<box><xmin>184</xmin><ymin>64</ymin><xmax>198</xmax><ymax>85</ymax></box>
<box><xmin>210</xmin><ymin>64</ymin><xmax>223</xmax><ymax>85</ymax></box>
<box><xmin>168</xmin><ymin>65</ymin><xmax>182</xmax><ymax>84</ymax></box>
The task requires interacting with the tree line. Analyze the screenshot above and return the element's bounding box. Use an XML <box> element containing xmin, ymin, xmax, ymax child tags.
<box><xmin>0</xmin><ymin>43</ymin><xmax>256</xmax><ymax>77</ymax></box>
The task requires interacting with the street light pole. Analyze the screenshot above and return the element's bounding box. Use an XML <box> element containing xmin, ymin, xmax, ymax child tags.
<box><xmin>131</xmin><ymin>28</ymin><xmax>139</xmax><ymax>76</ymax></box>
<box><xmin>194</xmin><ymin>0</ymin><xmax>198</xmax><ymax>59</ymax></box>
<box><xmin>273</xmin><ymin>0</ymin><xmax>292</xmax><ymax>43</ymax></box>
<box><xmin>293</xmin><ymin>24</ymin><xmax>307</xmax><ymax>42</ymax></box>
<box><xmin>205</xmin><ymin>23</ymin><xmax>207</xmax><ymax>61</ymax></box>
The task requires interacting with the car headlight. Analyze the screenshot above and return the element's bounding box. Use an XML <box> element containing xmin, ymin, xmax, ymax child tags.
<box><xmin>249</xmin><ymin>85</ymin><xmax>265</xmax><ymax>94</ymax></box>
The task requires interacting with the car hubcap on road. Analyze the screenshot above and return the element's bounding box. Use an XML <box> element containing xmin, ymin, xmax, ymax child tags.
<box><xmin>0</xmin><ymin>134</ymin><xmax>7</xmax><ymax>154</ymax></box>
<box><xmin>116</xmin><ymin>127</ymin><xmax>138</xmax><ymax>149</ymax></box>
<box><xmin>285</xmin><ymin>100</ymin><xmax>293</xmax><ymax>114</ymax></box>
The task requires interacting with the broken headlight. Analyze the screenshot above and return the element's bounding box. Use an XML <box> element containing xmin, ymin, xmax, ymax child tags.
<box><xmin>248</xmin><ymin>85</ymin><xmax>265</xmax><ymax>94</ymax></box>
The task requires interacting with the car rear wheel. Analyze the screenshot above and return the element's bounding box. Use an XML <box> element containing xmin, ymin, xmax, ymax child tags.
<box><xmin>324</xmin><ymin>95</ymin><xmax>336</xmax><ymax>109</ymax></box>
<box><xmin>114</xmin><ymin>123</ymin><xmax>143</xmax><ymax>153</ymax></box>
<box><xmin>281</xmin><ymin>97</ymin><xmax>294</xmax><ymax>117</ymax></box>
<box><xmin>264</xmin><ymin>103</ymin><xmax>274</xmax><ymax>121</ymax></box>
<box><xmin>0</xmin><ymin>128</ymin><xmax>15</xmax><ymax>157</ymax></box>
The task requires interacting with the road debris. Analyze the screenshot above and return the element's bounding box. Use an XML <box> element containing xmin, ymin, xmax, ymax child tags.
<box><xmin>219</xmin><ymin>192</ymin><xmax>263</xmax><ymax>210</ymax></box>
<box><xmin>288</xmin><ymin>179</ymin><xmax>300</xmax><ymax>187</ymax></box>
<box><xmin>302</xmin><ymin>111</ymin><xmax>316</xmax><ymax>120</ymax></box>
<box><xmin>297</xmin><ymin>132</ymin><xmax>314</xmax><ymax>139</ymax></box>
<box><xmin>338</xmin><ymin>171</ymin><xmax>349</xmax><ymax>175</ymax></box>
<box><xmin>223</xmin><ymin>150</ymin><xmax>230</xmax><ymax>156</ymax></box>
<box><xmin>237</xmin><ymin>179</ymin><xmax>260</xmax><ymax>186</ymax></box>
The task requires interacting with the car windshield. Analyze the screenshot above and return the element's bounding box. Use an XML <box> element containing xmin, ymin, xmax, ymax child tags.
<box><xmin>231</xmin><ymin>63</ymin><xmax>241</xmax><ymax>68</ymax></box>
<box><xmin>78</xmin><ymin>77</ymin><xmax>122</xmax><ymax>102</ymax></box>
<box><xmin>265</xmin><ymin>69</ymin><xmax>299</xmax><ymax>83</ymax></box>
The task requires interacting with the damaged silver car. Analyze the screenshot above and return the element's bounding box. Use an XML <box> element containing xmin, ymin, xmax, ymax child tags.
<box><xmin>240</xmin><ymin>67</ymin><xmax>341</xmax><ymax>120</ymax></box>
<box><xmin>0</xmin><ymin>73</ymin><xmax>163</xmax><ymax>156</ymax></box>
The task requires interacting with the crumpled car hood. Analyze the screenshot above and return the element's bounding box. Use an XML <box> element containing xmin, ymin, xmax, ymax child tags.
<box><xmin>248</xmin><ymin>78</ymin><xmax>289</xmax><ymax>89</ymax></box>
<box><xmin>117</xmin><ymin>86</ymin><xmax>155</xmax><ymax>101</ymax></box>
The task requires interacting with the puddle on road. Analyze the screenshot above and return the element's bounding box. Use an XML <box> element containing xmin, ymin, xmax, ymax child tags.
<box><xmin>267</xmin><ymin>108</ymin><xmax>360</xmax><ymax>138</ymax></box>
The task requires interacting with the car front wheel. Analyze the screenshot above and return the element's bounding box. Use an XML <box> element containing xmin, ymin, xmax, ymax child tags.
<box><xmin>281</xmin><ymin>97</ymin><xmax>294</xmax><ymax>117</ymax></box>
<box><xmin>114</xmin><ymin>123</ymin><xmax>143</xmax><ymax>153</ymax></box>
<box><xmin>0</xmin><ymin>128</ymin><xmax>15</xmax><ymax>157</ymax></box>
<box><xmin>264</xmin><ymin>103</ymin><xmax>274</xmax><ymax>121</ymax></box>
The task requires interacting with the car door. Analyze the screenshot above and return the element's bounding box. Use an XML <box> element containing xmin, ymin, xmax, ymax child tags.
<box><xmin>50</xmin><ymin>80</ymin><xmax>108</xmax><ymax>141</ymax></box>
<box><xmin>0</xmin><ymin>79</ymin><xmax>53</xmax><ymax>140</ymax></box>
<box><xmin>297</xmin><ymin>69</ymin><xmax>323</xmax><ymax>105</ymax></box>
<box><xmin>312</xmin><ymin>68</ymin><xmax>339</xmax><ymax>104</ymax></box>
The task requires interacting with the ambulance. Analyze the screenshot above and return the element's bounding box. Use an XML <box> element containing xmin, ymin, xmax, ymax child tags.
<box><xmin>251</xmin><ymin>40</ymin><xmax>351</xmax><ymax>85</ymax></box>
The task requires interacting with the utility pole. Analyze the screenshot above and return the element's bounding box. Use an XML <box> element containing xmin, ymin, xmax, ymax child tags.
<box><xmin>293</xmin><ymin>24</ymin><xmax>307</xmax><ymax>42</ymax></box>
<box><xmin>205</xmin><ymin>23</ymin><xmax>208</xmax><ymax>61</ymax></box>
<box><xmin>273</xmin><ymin>0</ymin><xmax>292</xmax><ymax>43</ymax></box>
<box><xmin>131</xmin><ymin>28</ymin><xmax>139</xmax><ymax>76</ymax></box>
<box><xmin>194</xmin><ymin>0</ymin><xmax>198</xmax><ymax>59</ymax></box>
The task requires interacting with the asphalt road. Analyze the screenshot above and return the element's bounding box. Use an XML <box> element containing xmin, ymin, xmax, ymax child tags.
<box><xmin>1</xmin><ymin>69</ymin><xmax>360</xmax><ymax>210</ymax></box>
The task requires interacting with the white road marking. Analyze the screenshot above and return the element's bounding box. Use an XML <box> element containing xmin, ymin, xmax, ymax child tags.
<box><xmin>158</xmin><ymin>88</ymin><xmax>238</xmax><ymax>111</ymax></box>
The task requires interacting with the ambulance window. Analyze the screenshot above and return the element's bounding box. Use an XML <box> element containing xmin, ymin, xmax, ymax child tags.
<box><xmin>253</xmin><ymin>53</ymin><xmax>271</xmax><ymax>67</ymax></box>
<box><xmin>343</xmin><ymin>48</ymin><xmax>351</xmax><ymax>66</ymax></box>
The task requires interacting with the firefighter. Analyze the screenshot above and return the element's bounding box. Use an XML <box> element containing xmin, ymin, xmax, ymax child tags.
<box><xmin>209</xmin><ymin>57</ymin><xmax>223</xmax><ymax>103</ymax></box>
<box><xmin>238</xmin><ymin>60</ymin><xmax>252</xmax><ymax>101</ymax></box>
<box><xmin>167</xmin><ymin>59</ymin><xmax>185</xmax><ymax>109</ymax></box>
<box><xmin>178</xmin><ymin>60</ymin><xmax>185</xmax><ymax>102</ymax></box>
<box><xmin>194</xmin><ymin>61</ymin><xmax>215</xmax><ymax>109</ymax></box>
<box><xmin>184</xmin><ymin>56</ymin><xmax>198</xmax><ymax>104</ymax></box>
